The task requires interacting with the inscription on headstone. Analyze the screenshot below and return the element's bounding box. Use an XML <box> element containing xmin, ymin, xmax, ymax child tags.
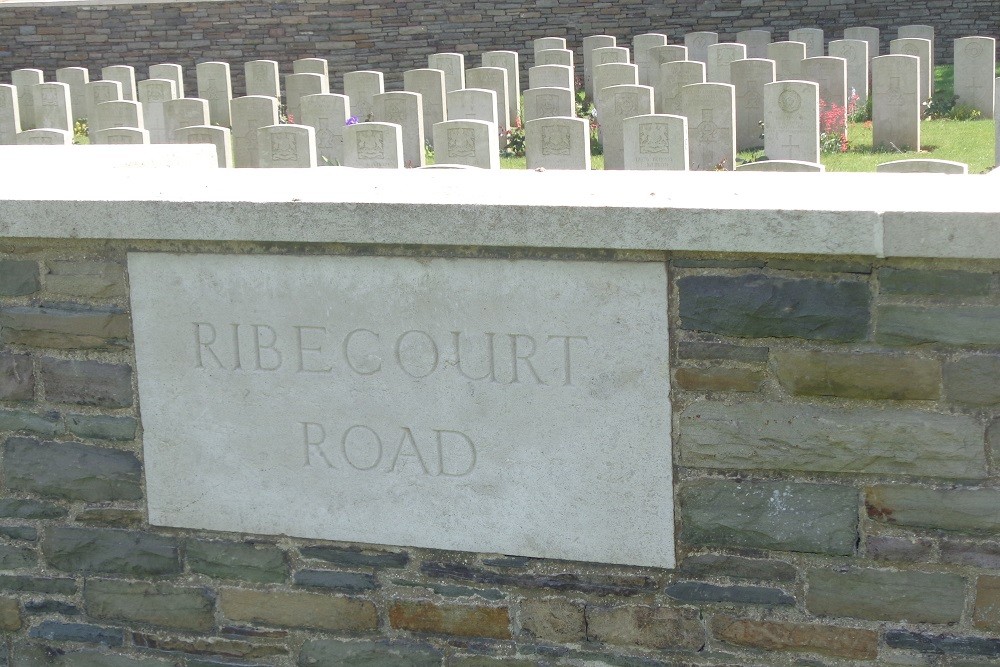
<box><xmin>129</xmin><ymin>253</ymin><xmax>674</xmax><ymax>568</ymax></box>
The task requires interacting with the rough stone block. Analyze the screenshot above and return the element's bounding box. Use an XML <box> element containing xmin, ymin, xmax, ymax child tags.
<box><xmin>885</xmin><ymin>630</ymin><xmax>1000</xmax><ymax>658</ymax></box>
<box><xmin>84</xmin><ymin>579</ymin><xmax>214</xmax><ymax>632</ymax></box>
<box><xmin>0</xmin><ymin>544</ymin><xmax>37</xmax><ymax>569</ymax></box>
<box><xmin>0</xmin><ymin>352</ymin><xmax>34</xmax><ymax>401</ymax></box>
<box><xmin>74</xmin><ymin>509</ymin><xmax>144</xmax><ymax>528</ymax></box>
<box><xmin>866</xmin><ymin>535</ymin><xmax>934</xmax><ymax>562</ymax></box>
<box><xmin>664</xmin><ymin>581</ymin><xmax>794</xmax><ymax>605</ymax></box>
<box><xmin>710</xmin><ymin>615</ymin><xmax>878</xmax><ymax>659</ymax></box>
<box><xmin>945</xmin><ymin>356</ymin><xmax>1000</xmax><ymax>406</ymax></box>
<box><xmin>975</xmin><ymin>575</ymin><xmax>1000</xmax><ymax>630</ymax></box>
<box><xmin>0</xmin><ymin>596</ymin><xmax>21</xmax><ymax>631</ymax></box>
<box><xmin>66</xmin><ymin>415</ymin><xmax>137</xmax><ymax>441</ymax></box>
<box><xmin>187</xmin><ymin>539</ymin><xmax>287</xmax><ymax>584</ymax></box>
<box><xmin>774</xmin><ymin>349</ymin><xmax>940</xmax><ymax>400</ymax></box>
<box><xmin>419</xmin><ymin>560</ymin><xmax>656</xmax><ymax>596</ymax></box>
<box><xmin>676</xmin><ymin>340</ymin><xmax>769</xmax><ymax>362</ymax></box>
<box><xmin>867</xmin><ymin>486</ymin><xmax>1000</xmax><ymax>533</ymax></box>
<box><xmin>518</xmin><ymin>598</ymin><xmax>586</xmax><ymax>643</ymax></box>
<box><xmin>674</xmin><ymin>366</ymin><xmax>763</xmax><ymax>392</ymax></box>
<box><xmin>679</xmin><ymin>400</ymin><xmax>985</xmax><ymax>478</ymax></box>
<box><xmin>39</xmin><ymin>358</ymin><xmax>132</xmax><ymax>407</ymax></box>
<box><xmin>3</xmin><ymin>436</ymin><xmax>142</xmax><ymax>502</ymax></box>
<box><xmin>584</xmin><ymin>605</ymin><xmax>705</xmax><ymax>650</ymax></box>
<box><xmin>807</xmin><ymin>568</ymin><xmax>965</xmax><ymax>623</ymax></box>
<box><xmin>299</xmin><ymin>545</ymin><xmax>409</xmax><ymax>569</ymax></box>
<box><xmin>0</xmin><ymin>526</ymin><xmax>37</xmax><ymax>541</ymax></box>
<box><xmin>23</xmin><ymin>600</ymin><xmax>78</xmax><ymax>615</ymax></box>
<box><xmin>220</xmin><ymin>588</ymin><xmax>377</xmax><ymax>633</ymax></box>
<box><xmin>27</xmin><ymin>620</ymin><xmax>124</xmax><ymax>646</ymax></box>
<box><xmin>44</xmin><ymin>260</ymin><xmax>127</xmax><ymax>299</ymax></box>
<box><xmin>680</xmin><ymin>479</ymin><xmax>857</xmax><ymax>555</ymax></box>
<box><xmin>388</xmin><ymin>601</ymin><xmax>511</xmax><ymax>639</ymax></box>
<box><xmin>878</xmin><ymin>305</ymin><xmax>1000</xmax><ymax>346</ymax></box>
<box><xmin>12</xmin><ymin>644</ymin><xmax>173</xmax><ymax>666</ymax></box>
<box><xmin>678</xmin><ymin>274</ymin><xmax>870</xmax><ymax>341</ymax></box>
<box><xmin>131</xmin><ymin>632</ymin><xmax>288</xmax><ymax>660</ymax></box>
<box><xmin>0</xmin><ymin>409</ymin><xmax>63</xmax><ymax>437</ymax></box>
<box><xmin>0</xmin><ymin>498</ymin><xmax>66</xmax><ymax>519</ymax></box>
<box><xmin>942</xmin><ymin>539</ymin><xmax>1000</xmax><ymax>569</ymax></box>
<box><xmin>294</xmin><ymin>569</ymin><xmax>375</xmax><ymax>591</ymax></box>
<box><xmin>878</xmin><ymin>268</ymin><xmax>992</xmax><ymax>296</ymax></box>
<box><xmin>0</xmin><ymin>305</ymin><xmax>130</xmax><ymax>349</ymax></box>
<box><xmin>42</xmin><ymin>526</ymin><xmax>180</xmax><ymax>575</ymax></box>
<box><xmin>677</xmin><ymin>554</ymin><xmax>797</xmax><ymax>582</ymax></box>
<box><xmin>0</xmin><ymin>260</ymin><xmax>40</xmax><ymax>296</ymax></box>
<box><xmin>3</xmin><ymin>575</ymin><xmax>74</xmax><ymax>596</ymax></box>
<box><xmin>298</xmin><ymin>639</ymin><xmax>443</xmax><ymax>667</ymax></box>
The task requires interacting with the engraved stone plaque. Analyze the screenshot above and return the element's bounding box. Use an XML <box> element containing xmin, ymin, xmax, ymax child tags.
<box><xmin>129</xmin><ymin>253</ymin><xmax>673</xmax><ymax>568</ymax></box>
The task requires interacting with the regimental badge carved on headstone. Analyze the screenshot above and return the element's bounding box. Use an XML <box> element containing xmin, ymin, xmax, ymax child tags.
<box><xmin>639</xmin><ymin>123</ymin><xmax>670</xmax><ymax>153</ymax></box>
<box><xmin>540</xmin><ymin>125</ymin><xmax>571</xmax><ymax>155</ymax></box>
<box><xmin>356</xmin><ymin>129</ymin><xmax>385</xmax><ymax>159</ymax></box>
<box><xmin>448</xmin><ymin>128</ymin><xmax>476</xmax><ymax>157</ymax></box>
<box><xmin>271</xmin><ymin>134</ymin><xmax>298</xmax><ymax>161</ymax></box>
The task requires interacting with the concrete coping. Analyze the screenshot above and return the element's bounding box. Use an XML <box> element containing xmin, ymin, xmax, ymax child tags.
<box><xmin>1</xmin><ymin>167</ymin><xmax>999</xmax><ymax>259</ymax></box>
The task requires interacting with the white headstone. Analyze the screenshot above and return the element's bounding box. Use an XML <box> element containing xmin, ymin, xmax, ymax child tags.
<box><xmin>534</xmin><ymin>37</ymin><xmax>567</xmax><ymax>54</ymax></box>
<box><xmin>681</xmin><ymin>82</ymin><xmax>736</xmax><ymax>170</ymax></box>
<box><xmin>529</xmin><ymin>65</ymin><xmax>574</xmax><ymax>91</ymax></box>
<box><xmin>789</xmin><ymin>28</ymin><xmax>824</xmax><ymax>57</ymax></box>
<box><xmin>482</xmin><ymin>51</ymin><xmax>520</xmax><ymax>126</ymax></box>
<box><xmin>285</xmin><ymin>73</ymin><xmax>329</xmax><ymax>125</ymax></box>
<box><xmin>404</xmin><ymin>69</ymin><xmax>447</xmax><ymax>148</ymax></box>
<box><xmin>55</xmin><ymin>67</ymin><xmax>89</xmax><ymax>122</ymax></box>
<box><xmin>428</xmin><ymin>53</ymin><xmax>465</xmax><ymax>92</ymax></box>
<box><xmin>0</xmin><ymin>85</ymin><xmax>22</xmax><ymax>145</ymax></box>
<box><xmin>128</xmin><ymin>252</ymin><xmax>674</xmax><ymax>568</ymax></box>
<box><xmin>85</xmin><ymin>80</ymin><xmax>123</xmax><ymax>124</ymax></box>
<box><xmin>432</xmin><ymin>119</ymin><xmax>499</xmax><ymax>169</ymax></box>
<box><xmin>523</xmin><ymin>87</ymin><xmax>575</xmax><ymax>122</ymax></box>
<box><xmin>596</xmin><ymin>84</ymin><xmax>654</xmax><ymax>170</ymax></box>
<box><xmin>172</xmin><ymin>125</ymin><xmax>232</xmax><ymax>168</ymax></box>
<box><xmin>138</xmin><ymin>78</ymin><xmax>178</xmax><ymax>144</ymax></box>
<box><xmin>828</xmin><ymin>39</ymin><xmax>870</xmax><ymax>106</ymax></box>
<box><xmin>707</xmin><ymin>42</ymin><xmax>748</xmax><ymax>84</ymax></box>
<box><xmin>872</xmin><ymin>54</ymin><xmax>921</xmax><ymax>151</ymax></box>
<box><xmin>633</xmin><ymin>33</ymin><xmax>668</xmax><ymax>86</ymax></box>
<box><xmin>737</xmin><ymin>159</ymin><xmax>825</xmax><ymax>171</ymax></box>
<box><xmin>257</xmin><ymin>124</ymin><xmax>317</xmax><ymax>168</ymax></box>
<box><xmin>592</xmin><ymin>63</ymin><xmax>638</xmax><ymax>96</ymax></box>
<box><xmin>300</xmin><ymin>93</ymin><xmax>350</xmax><ymax>167</ymax></box>
<box><xmin>92</xmin><ymin>100</ymin><xmax>144</xmax><ymax>132</ymax></box>
<box><xmin>582</xmin><ymin>35</ymin><xmax>616</xmax><ymax>99</ymax></box>
<box><xmin>293</xmin><ymin>58</ymin><xmax>329</xmax><ymax>80</ymax></box>
<box><xmin>102</xmin><ymin>65</ymin><xmax>137</xmax><ymax>102</ymax></box>
<box><xmin>593</xmin><ymin>46</ymin><xmax>630</xmax><ymax>67</ymax></box>
<box><xmin>245</xmin><ymin>60</ymin><xmax>281</xmax><ymax>99</ymax></box>
<box><xmin>737</xmin><ymin>29</ymin><xmax>772</xmax><ymax>59</ymax></box>
<box><xmin>231</xmin><ymin>95</ymin><xmax>280</xmax><ymax>168</ymax></box>
<box><xmin>732</xmin><ymin>58</ymin><xmax>775</xmax><ymax>151</ymax></box>
<box><xmin>525</xmin><ymin>116</ymin><xmax>590</xmax><ymax>170</ymax></box>
<box><xmin>149</xmin><ymin>64</ymin><xmax>185</xmax><ymax>98</ymax></box>
<box><xmin>801</xmin><ymin>56</ymin><xmax>848</xmax><ymax>132</ymax></box>
<box><xmin>447</xmin><ymin>88</ymin><xmax>498</xmax><ymax>126</ymax></box>
<box><xmin>535</xmin><ymin>49</ymin><xmax>574</xmax><ymax>68</ymax></box>
<box><xmin>16</xmin><ymin>129</ymin><xmax>71</xmax><ymax>145</ymax></box>
<box><xmin>343</xmin><ymin>70</ymin><xmax>385</xmax><ymax>123</ymax></box>
<box><xmin>657</xmin><ymin>60</ymin><xmax>705</xmax><ymax>115</ymax></box>
<box><xmin>648</xmin><ymin>44</ymin><xmax>688</xmax><ymax>74</ymax></box>
<box><xmin>343</xmin><ymin>121</ymin><xmax>404</xmax><ymax>169</ymax></box>
<box><xmin>844</xmin><ymin>27</ymin><xmax>879</xmax><ymax>62</ymax></box>
<box><xmin>92</xmin><ymin>127</ymin><xmax>150</xmax><ymax>145</ymax></box>
<box><xmin>164</xmin><ymin>97</ymin><xmax>210</xmax><ymax>141</ymax></box>
<box><xmin>623</xmin><ymin>113</ymin><xmax>688</xmax><ymax>170</ymax></box>
<box><xmin>995</xmin><ymin>79</ymin><xmax>1000</xmax><ymax>166</ymax></box>
<box><xmin>31</xmin><ymin>82</ymin><xmax>72</xmax><ymax>131</ymax></box>
<box><xmin>876</xmin><ymin>158</ymin><xmax>968</xmax><ymax>174</ymax></box>
<box><xmin>684</xmin><ymin>31</ymin><xmax>719</xmax><ymax>65</ymax></box>
<box><xmin>11</xmin><ymin>69</ymin><xmax>43</xmax><ymax>130</ymax></box>
<box><xmin>373</xmin><ymin>91</ymin><xmax>425</xmax><ymax>168</ymax></box>
<box><xmin>898</xmin><ymin>24</ymin><xmax>935</xmax><ymax>73</ymax></box>
<box><xmin>954</xmin><ymin>37</ymin><xmax>996</xmax><ymax>119</ymax></box>
<box><xmin>768</xmin><ymin>41</ymin><xmax>807</xmax><ymax>80</ymax></box>
<box><xmin>890</xmin><ymin>38</ymin><xmax>932</xmax><ymax>103</ymax></box>
<box><xmin>466</xmin><ymin>67</ymin><xmax>510</xmax><ymax>131</ymax></box>
<box><xmin>196</xmin><ymin>61</ymin><xmax>233</xmax><ymax>127</ymax></box>
<box><xmin>763</xmin><ymin>79</ymin><xmax>820</xmax><ymax>163</ymax></box>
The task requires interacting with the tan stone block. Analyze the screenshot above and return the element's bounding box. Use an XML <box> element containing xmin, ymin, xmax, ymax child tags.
<box><xmin>389</xmin><ymin>600</ymin><xmax>510</xmax><ymax>639</ymax></box>
<box><xmin>711</xmin><ymin>614</ymin><xmax>877</xmax><ymax>659</ymax></box>
<box><xmin>974</xmin><ymin>575</ymin><xmax>1000</xmax><ymax>630</ymax></box>
<box><xmin>519</xmin><ymin>597</ymin><xmax>585</xmax><ymax>643</ymax></box>
<box><xmin>585</xmin><ymin>604</ymin><xmax>705</xmax><ymax>650</ymax></box>
<box><xmin>675</xmin><ymin>366</ymin><xmax>763</xmax><ymax>392</ymax></box>
<box><xmin>774</xmin><ymin>350</ymin><xmax>940</xmax><ymax>400</ymax></box>
<box><xmin>220</xmin><ymin>588</ymin><xmax>376</xmax><ymax>633</ymax></box>
<box><xmin>0</xmin><ymin>596</ymin><xmax>21</xmax><ymax>631</ymax></box>
<box><xmin>45</xmin><ymin>260</ymin><xmax>127</xmax><ymax>299</ymax></box>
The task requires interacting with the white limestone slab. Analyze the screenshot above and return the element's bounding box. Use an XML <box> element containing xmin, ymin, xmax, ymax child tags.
<box><xmin>130</xmin><ymin>252</ymin><xmax>674</xmax><ymax>568</ymax></box>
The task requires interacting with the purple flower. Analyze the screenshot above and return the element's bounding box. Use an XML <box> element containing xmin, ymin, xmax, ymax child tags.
<box><xmin>346</xmin><ymin>116</ymin><xmax>359</xmax><ymax>125</ymax></box>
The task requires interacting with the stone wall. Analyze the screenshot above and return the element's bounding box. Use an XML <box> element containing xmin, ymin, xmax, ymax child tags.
<box><xmin>1</xmin><ymin>169</ymin><xmax>1000</xmax><ymax>665</ymax></box>
<box><xmin>0</xmin><ymin>0</ymin><xmax>995</xmax><ymax>91</ymax></box>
